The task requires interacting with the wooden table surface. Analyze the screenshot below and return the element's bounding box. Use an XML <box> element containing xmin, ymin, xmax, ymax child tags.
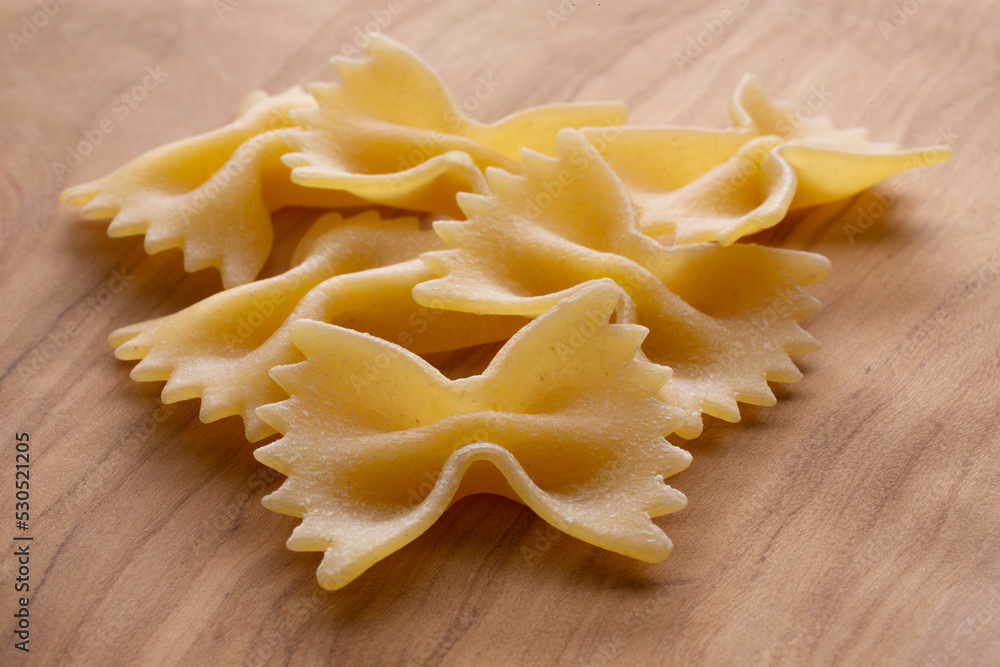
<box><xmin>2</xmin><ymin>1</ymin><xmax>999</xmax><ymax>665</ymax></box>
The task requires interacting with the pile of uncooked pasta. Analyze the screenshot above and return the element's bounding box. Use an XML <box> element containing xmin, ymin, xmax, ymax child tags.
<box><xmin>62</xmin><ymin>36</ymin><xmax>949</xmax><ymax>589</ymax></box>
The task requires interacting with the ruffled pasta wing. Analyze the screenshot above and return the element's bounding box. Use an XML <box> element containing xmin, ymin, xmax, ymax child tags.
<box><xmin>415</xmin><ymin>130</ymin><xmax>830</xmax><ymax>438</ymax></box>
<box><xmin>583</xmin><ymin>128</ymin><xmax>796</xmax><ymax>243</ymax></box>
<box><xmin>61</xmin><ymin>89</ymin><xmax>366</xmax><ymax>288</ymax></box>
<box><xmin>580</xmin><ymin>75</ymin><xmax>951</xmax><ymax>245</ymax></box>
<box><xmin>255</xmin><ymin>281</ymin><xmax>691</xmax><ymax>589</ymax></box>
<box><xmin>111</xmin><ymin>211</ymin><xmax>527</xmax><ymax>441</ymax></box>
<box><xmin>730</xmin><ymin>74</ymin><xmax>952</xmax><ymax>209</ymax></box>
<box><xmin>282</xmin><ymin>35</ymin><xmax>628</xmax><ymax>217</ymax></box>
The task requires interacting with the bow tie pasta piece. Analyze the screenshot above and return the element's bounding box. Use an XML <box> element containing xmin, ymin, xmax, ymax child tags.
<box><xmin>582</xmin><ymin>128</ymin><xmax>796</xmax><ymax>244</ymax></box>
<box><xmin>254</xmin><ymin>280</ymin><xmax>691</xmax><ymax>590</ymax></box>
<box><xmin>730</xmin><ymin>74</ymin><xmax>952</xmax><ymax>209</ymax></box>
<box><xmin>415</xmin><ymin>130</ymin><xmax>829</xmax><ymax>438</ymax></box>
<box><xmin>60</xmin><ymin>88</ymin><xmax>367</xmax><ymax>288</ymax></box>
<box><xmin>281</xmin><ymin>35</ymin><xmax>628</xmax><ymax>217</ymax></box>
<box><xmin>60</xmin><ymin>86</ymin><xmax>312</xmax><ymax>218</ymax></box>
<box><xmin>111</xmin><ymin>211</ymin><xmax>528</xmax><ymax>441</ymax></box>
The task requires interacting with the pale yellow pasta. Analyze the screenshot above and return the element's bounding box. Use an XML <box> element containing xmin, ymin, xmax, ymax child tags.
<box><xmin>585</xmin><ymin>130</ymin><xmax>796</xmax><ymax>243</ymax></box>
<box><xmin>111</xmin><ymin>211</ymin><xmax>528</xmax><ymax>441</ymax></box>
<box><xmin>60</xmin><ymin>89</ymin><xmax>368</xmax><ymax>288</ymax></box>
<box><xmin>282</xmin><ymin>35</ymin><xmax>629</xmax><ymax>216</ymax></box>
<box><xmin>414</xmin><ymin>130</ymin><xmax>830</xmax><ymax>438</ymax></box>
<box><xmin>255</xmin><ymin>281</ymin><xmax>691</xmax><ymax>589</ymax></box>
<box><xmin>580</xmin><ymin>74</ymin><xmax>951</xmax><ymax>245</ymax></box>
<box><xmin>63</xmin><ymin>35</ymin><xmax>957</xmax><ymax>591</ymax></box>
<box><xmin>730</xmin><ymin>74</ymin><xmax>952</xmax><ymax>209</ymax></box>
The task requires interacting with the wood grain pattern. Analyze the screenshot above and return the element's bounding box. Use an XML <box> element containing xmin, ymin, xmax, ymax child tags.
<box><xmin>2</xmin><ymin>0</ymin><xmax>999</xmax><ymax>664</ymax></box>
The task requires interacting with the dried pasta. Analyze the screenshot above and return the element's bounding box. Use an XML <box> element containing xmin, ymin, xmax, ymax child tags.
<box><xmin>111</xmin><ymin>211</ymin><xmax>528</xmax><ymax>441</ymax></box>
<box><xmin>581</xmin><ymin>75</ymin><xmax>951</xmax><ymax>245</ymax></box>
<box><xmin>414</xmin><ymin>130</ymin><xmax>830</xmax><ymax>438</ymax></box>
<box><xmin>730</xmin><ymin>74</ymin><xmax>952</xmax><ymax>209</ymax></box>
<box><xmin>60</xmin><ymin>88</ymin><xmax>366</xmax><ymax>288</ymax></box>
<box><xmin>282</xmin><ymin>35</ymin><xmax>629</xmax><ymax>216</ymax></box>
<box><xmin>58</xmin><ymin>34</ymin><xmax>955</xmax><ymax>590</ymax></box>
<box><xmin>255</xmin><ymin>281</ymin><xmax>691</xmax><ymax>589</ymax></box>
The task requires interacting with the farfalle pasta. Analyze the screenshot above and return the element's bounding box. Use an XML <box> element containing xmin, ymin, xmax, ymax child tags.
<box><xmin>60</xmin><ymin>35</ymin><xmax>952</xmax><ymax>590</ymax></box>
<box><xmin>730</xmin><ymin>74</ymin><xmax>952</xmax><ymax>209</ymax></box>
<box><xmin>282</xmin><ymin>36</ymin><xmax>629</xmax><ymax>216</ymax></box>
<box><xmin>61</xmin><ymin>88</ymin><xmax>367</xmax><ymax>288</ymax></box>
<box><xmin>415</xmin><ymin>130</ymin><xmax>830</xmax><ymax>438</ymax></box>
<box><xmin>580</xmin><ymin>127</ymin><xmax>796</xmax><ymax>243</ymax></box>
<box><xmin>111</xmin><ymin>211</ymin><xmax>528</xmax><ymax>441</ymax></box>
<box><xmin>255</xmin><ymin>281</ymin><xmax>691</xmax><ymax>589</ymax></box>
<box><xmin>61</xmin><ymin>36</ymin><xmax>628</xmax><ymax>288</ymax></box>
<box><xmin>581</xmin><ymin>75</ymin><xmax>951</xmax><ymax>245</ymax></box>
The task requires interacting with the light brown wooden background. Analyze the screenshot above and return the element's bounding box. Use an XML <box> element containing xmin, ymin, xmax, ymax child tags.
<box><xmin>2</xmin><ymin>0</ymin><xmax>999</xmax><ymax>665</ymax></box>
